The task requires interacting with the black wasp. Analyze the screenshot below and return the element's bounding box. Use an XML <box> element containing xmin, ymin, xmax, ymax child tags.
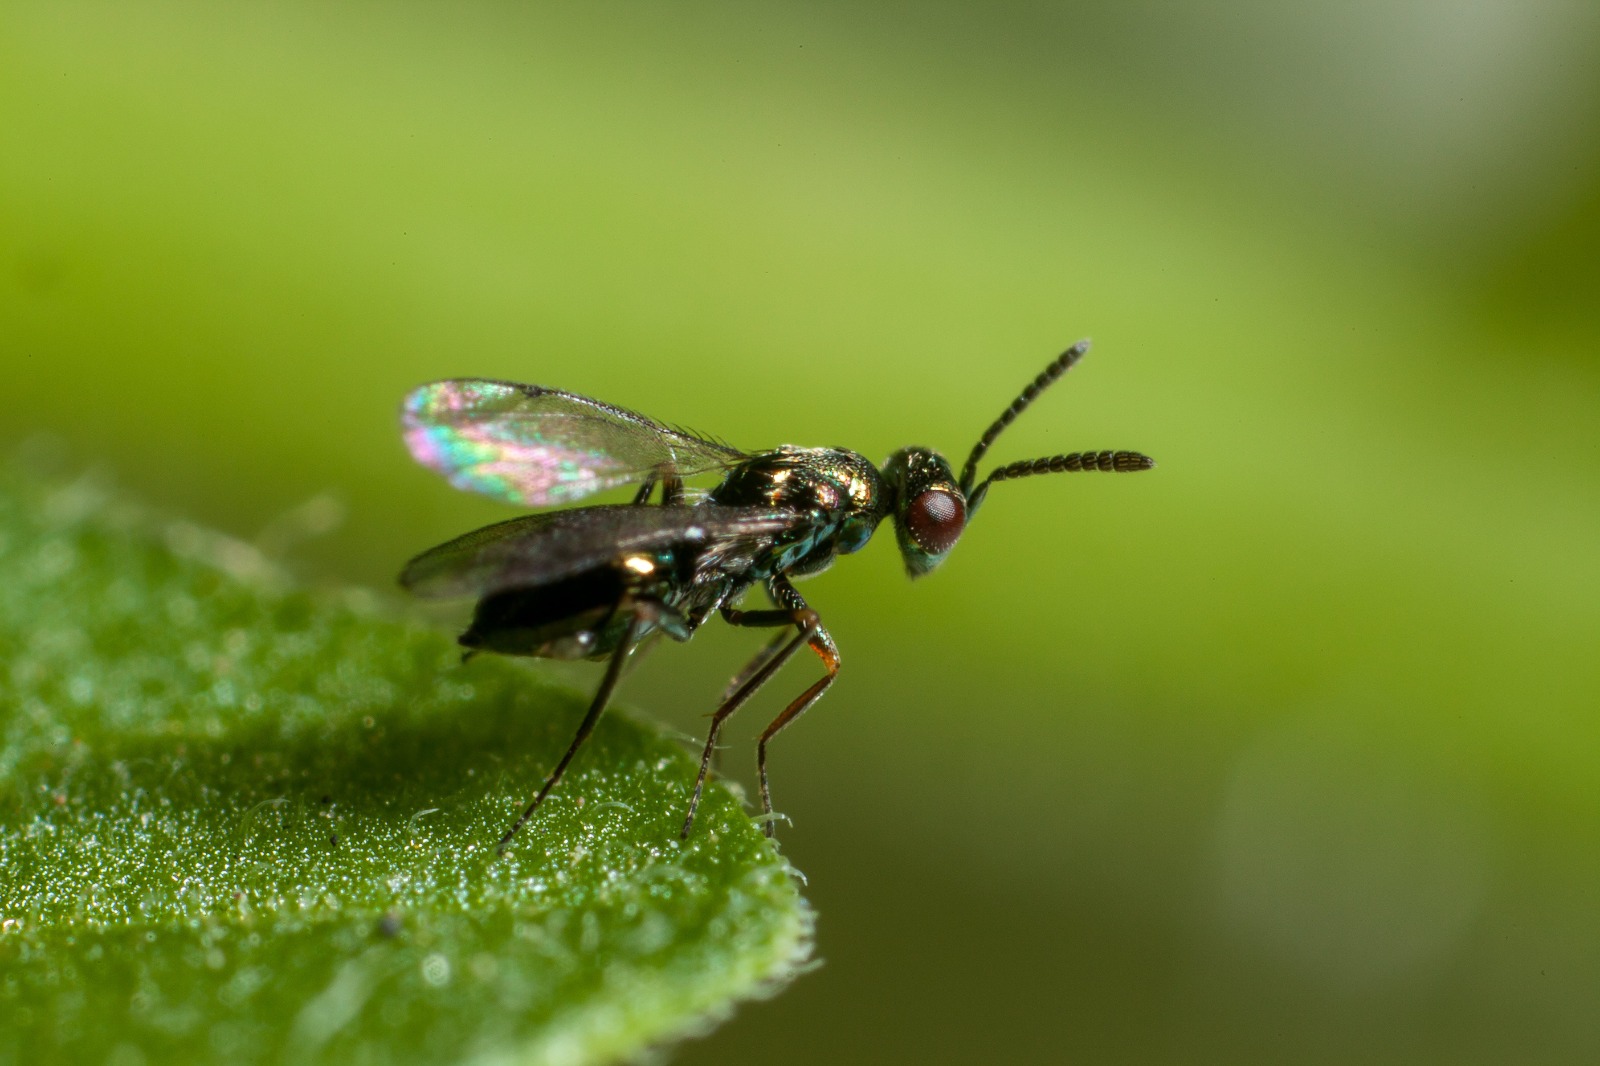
<box><xmin>400</xmin><ymin>340</ymin><xmax>1154</xmax><ymax>851</ymax></box>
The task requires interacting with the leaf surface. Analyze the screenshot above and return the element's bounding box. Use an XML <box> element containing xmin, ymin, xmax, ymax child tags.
<box><xmin>0</xmin><ymin>468</ymin><xmax>811</xmax><ymax>1065</ymax></box>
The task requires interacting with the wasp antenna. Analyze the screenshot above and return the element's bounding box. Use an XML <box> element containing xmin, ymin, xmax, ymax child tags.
<box><xmin>959</xmin><ymin>340</ymin><xmax>1091</xmax><ymax>495</ymax></box>
<box><xmin>967</xmin><ymin>449</ymin><xmax>1155</xmax><ymax>514</ymax></box>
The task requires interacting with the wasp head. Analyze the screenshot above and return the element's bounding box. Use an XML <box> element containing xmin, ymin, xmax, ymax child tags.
<box><xmin>881</xmin><ymin>447</ymin><xmax>967</xmax><ymax>578</ymax></box>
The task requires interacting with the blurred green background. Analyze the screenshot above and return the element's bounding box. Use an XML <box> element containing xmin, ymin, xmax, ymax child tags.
<box><xmin>4</xmin><ymin>2</ymin><xmax>1598</xmax><ymax>1062</ymax></box>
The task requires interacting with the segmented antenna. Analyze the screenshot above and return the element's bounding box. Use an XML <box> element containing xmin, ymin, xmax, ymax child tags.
<box><xmin>986</xmin><ymin>450</ymin><xmax>1155</xmax><ymax>479</ymax></box>
<box><xmin>966</xmin><ymin>449</ymin><xmax>1156</xmax><ymax>514</ymax></box>
<box><xmin>958</xmin><ymin>340</ymin><xmax>1091</xmax><ymax>495</ymax></box>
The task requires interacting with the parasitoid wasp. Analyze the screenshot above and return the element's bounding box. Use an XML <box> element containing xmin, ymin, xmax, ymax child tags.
<box><xmin>399</xmin><ymin>339</ymin><xmax>1154</xmax><ymax>852</ymax></box>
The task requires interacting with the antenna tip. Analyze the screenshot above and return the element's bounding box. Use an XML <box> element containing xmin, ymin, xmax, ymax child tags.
<box><xmin>1116</xmin><ymin>451</ymin><xmax>1156</xmax><ymax>472</ymax></box>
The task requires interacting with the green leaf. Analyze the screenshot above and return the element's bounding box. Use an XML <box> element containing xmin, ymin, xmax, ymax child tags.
<box><xmin>0</xmin><ymin>465</ymin><xmax>811</xmax><ymax>1065</ymax></box>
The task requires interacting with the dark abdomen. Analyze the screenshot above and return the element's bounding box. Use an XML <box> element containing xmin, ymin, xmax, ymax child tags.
<box><xmin>460</xmin><ymin>566</ymin><xmax>626</xmax><ymax>660</ymax></box>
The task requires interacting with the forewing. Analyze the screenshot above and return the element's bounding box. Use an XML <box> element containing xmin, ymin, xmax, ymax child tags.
<box><xmin>402</xmin><ymin>380</ymin><xmax>747</xmax><ymax>507</ymax></box>
<box><xmin>400</xmin><ymin>504</ymin><xmax>800</xmax><ymax>599</ymax></box>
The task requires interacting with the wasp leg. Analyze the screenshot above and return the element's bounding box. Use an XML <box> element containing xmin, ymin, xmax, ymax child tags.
<box><xmin>680</xmin><ymin>583</ymin><xmax>825</xmax><ymax>839</ymax></box>
<box><xmin>708</xmin><ymin>627</ymin><xmax>790</xmax><ymax>775</ymax></box>
<box><xmin>619</xmin><ymin>628</ymin><xmax>666</xmax><ymax>682</ymax></box>
<box><xmin>629</xmin><ymin>471</ymin><xmax>658</xmax><ymax>505</ymax></box>
<box><xmin>496</xmin><ymin>595</ymin><xmax>685</xmax><ymax>854</ymax></box>
<box><xmin>704</xmin><ymin>585</ymin><xmax>787</xmax><ymax>773</ymax></box>
<box><xmin>629</xmin><ymin>469</ymin><xmax>686</xmax><ymax>506</ymax></box>
<box><xmin>753</xmin><ymin>578</ymin><xmax>838</xmax><ymax>838</ymax></box>
<box><xmin>720</xmin><ymin>630</ymin><xmax>790</xmax><ymax>702</ymax></box>
<box><xmin>618</xmin><ymin>593</ymin><xmax>699</xmax><ymax>681</ymax></box>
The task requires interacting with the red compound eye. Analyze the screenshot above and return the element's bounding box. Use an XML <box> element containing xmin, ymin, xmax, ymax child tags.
<box><xmin>905</xmin><ymin>489</ymin><xmax>966</xmax><ymax>553</ymax></box>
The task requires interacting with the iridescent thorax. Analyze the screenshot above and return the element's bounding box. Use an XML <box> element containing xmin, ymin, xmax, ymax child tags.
<box><xmin>709</xmin><ymin>446</ymin><xmax>886</xmax><ymax>576</ymax></box>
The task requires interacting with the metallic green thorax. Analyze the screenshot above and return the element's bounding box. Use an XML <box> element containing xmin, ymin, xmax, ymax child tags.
<box><xmin>708</xmin><ymin>446</ymin><xmax>888</xmax><ymax>577</ymax></box>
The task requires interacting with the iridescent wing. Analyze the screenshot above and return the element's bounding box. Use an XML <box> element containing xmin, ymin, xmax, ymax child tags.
<box><xmin>400</xmin><ymin>503</ymin><xmax>802</xmax><ymax>599</ymax></box>
<box><xmin>402</xmin><ymin>380</ymin><xmax>747</xmax><ymax>507</ymax></box>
